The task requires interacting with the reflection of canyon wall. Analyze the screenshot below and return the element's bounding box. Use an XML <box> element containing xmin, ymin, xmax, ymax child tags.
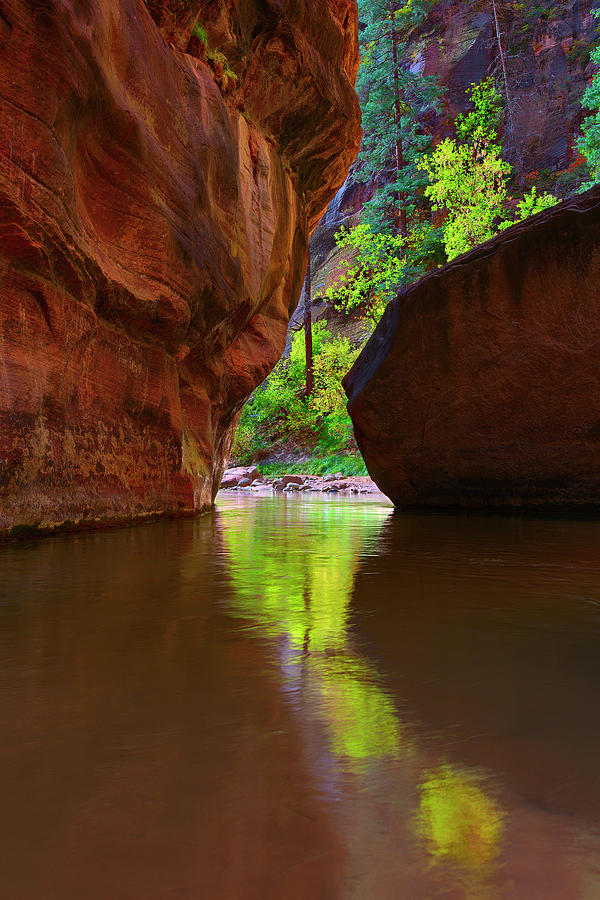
<box><xmin>345</xmin><ymin>187</ymin><xmax>600</xmax><ymax>510</ymax></box>
<box><xmin>0</xmin><ymin>518</ymin><xmax>345</xmax><ymax>899</ymax></box>
<box><xmin>350</xmin><ymin>511</ymin><xmax>600</xmax><ymax>821</ymax></box>
<box><xmin>0</xmin><ymin>0</ymin><xmax>361</xmax><ymax>535</ymax></box>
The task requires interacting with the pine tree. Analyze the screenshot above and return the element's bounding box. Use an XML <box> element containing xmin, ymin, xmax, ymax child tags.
<box><xmin>356</xmin><ymin>0</ymin><xmax>444</xmax><ymax>238</ymax></box>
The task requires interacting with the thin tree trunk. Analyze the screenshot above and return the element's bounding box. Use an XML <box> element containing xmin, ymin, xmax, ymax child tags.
<box><xmin>390</xmin><ymin>0</ymin><xmax>407</xmax><ymax>237</ymax></box>
<box><xmin>491</xmin><ymin>0</ymin><xmax>511</xmax><ymax>114</ymax></box>
<box><xmin>304</xmin><ymin>244</ymin><xmax>314</xmax><ymax>397</ymax></box>
<box><xmin>491</xmin><ymin>0</ymin><xmax>521</xmax><ymax>178</ymax></box>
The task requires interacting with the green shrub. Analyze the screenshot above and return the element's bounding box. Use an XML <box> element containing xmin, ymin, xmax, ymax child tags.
<box><xmin>259</xmin><ymin>454</ymin><xmax>368</xmax><ymax>478</ymax></box>
<box><xmin>192</xmin><ymin>23</ymin><xmax>208</xmax><ymax>47</ymax></box>
<box><xmin>231</xmin><ymin>322</ymin><xmax>360</xmax><ymax>465</ymax></box>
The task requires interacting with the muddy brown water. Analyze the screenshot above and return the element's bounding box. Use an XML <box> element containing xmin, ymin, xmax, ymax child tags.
<box><xmin>2</xmin><ymin>492</ymin><xmax>600</xmax><ymax>899</ymax></box>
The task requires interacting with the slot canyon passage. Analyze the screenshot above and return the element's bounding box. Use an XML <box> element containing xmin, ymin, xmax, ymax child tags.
<box><xmin>4</xmin><ymin>0</ymin><xmax>600</xmax><ymax>898</ymax></box>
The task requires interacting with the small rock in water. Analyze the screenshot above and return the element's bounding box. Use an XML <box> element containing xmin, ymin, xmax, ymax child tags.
<box><xmin>284</xmin><ymin>482</ymin><xmax>300</xmax><ymax>492</ymax></box>
<box><xmin>275</xmin><ymin>475</ymin><xmax>303</xmax><ymax>490</ymax></box>
<box><xmin>237</xmin><ymin>477</ymin><xmax>252</xmax><ymax>487</ymax></box>
<box><xmin>221</xmin><ymin>465</ymin><xmax>259</xmax><ymax>488</ymax></box>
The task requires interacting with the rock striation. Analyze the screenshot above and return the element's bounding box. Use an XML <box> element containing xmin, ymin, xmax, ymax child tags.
<box><xmin>344</xmin><ymin>186</ymin><xmax>600</xmax><ymax>510</ymax></box>
<box><xmin>418</xmin><ymin>0</ymin><xmax>597</xmax><ymax>180</ymax></box>
<box><xmin>0</xmin><ymin>0</ymin><xmax>361</xmax><ymax>535</ymax></box>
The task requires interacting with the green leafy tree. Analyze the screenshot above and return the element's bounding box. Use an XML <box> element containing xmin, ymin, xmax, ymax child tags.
<box><xmin>324</xmin><ymin>220</ymin><xmax>444</xmax><ymax>323</ymax></box>
<box><xmin>421</xmin><ymin>79</ymin><xmax>558</xmax><ymax>261</ymax></box>
<box><xmin>231</xmin><ymin>322</ymin><xmax>359</xmax><ymax>463</ymax></box>
<box><xmin>513</xmin><ymin>186</ymin><xmax>558</xmax><ymax>220</ymax></box>
<box><xmin>421</xmin><ymin>135</ymin><xmax>511</xmax><ymax>260</ymax></box>
<box><xmin>324</xmin><ymin>225</ymin><xmax>406</xmax><ymax>323</ymax></box>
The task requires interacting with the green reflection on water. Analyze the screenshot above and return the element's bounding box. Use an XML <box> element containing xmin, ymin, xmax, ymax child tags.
<box><xmin>220</xmin><ymin>499</ymin><xmax>402</xmax><ymax>765</ymax></box>
<box><xmin>219</xmin><ymin>497</ymin><xmax>505</xmax><ymax>886</ymax></box>
<box><xmin>221</xmin><ymin>501</ymin><xmax>378</xmax><ymax>653</ymax></box>
<box><xmin>416</xmin><ymin>763</ymin><xmax>504</xmax><ymax>869</ymax></box>
<box><xmin>316</xmin><ymin>655</ymin><xmax>401</xmax><ymax>760</ymax></box>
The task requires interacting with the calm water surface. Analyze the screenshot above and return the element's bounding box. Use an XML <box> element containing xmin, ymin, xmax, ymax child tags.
<box><xmin>2</xmin><ymin>493</ymin><xmax>600</xmax><ymax>898</ymax></box>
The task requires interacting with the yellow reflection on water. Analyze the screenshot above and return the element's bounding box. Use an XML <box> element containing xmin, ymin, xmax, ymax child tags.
<box><xmin>219</xmin><ymin>499</ymin><xmax>401</xmax><ymax>767</ymax></box>
<box><xmin>219</xmin><ymin>496</ymin><xmax>505</xmax><ymax>890</ymax></box>
<box><xmin>415</xmin><ymin>763</ymin><xmax>504</xmax><ymax>881</ymax></box>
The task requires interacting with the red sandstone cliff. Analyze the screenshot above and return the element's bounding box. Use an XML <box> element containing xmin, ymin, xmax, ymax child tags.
<box><xmin>0</xmin><ymin>0</ymin><xmax>361</xmax><ymax>535</ymax></box>
<box><xmin>344</xmin><ymin>186</ymin><xmax>600</xmax><ymax>510</ymax></box>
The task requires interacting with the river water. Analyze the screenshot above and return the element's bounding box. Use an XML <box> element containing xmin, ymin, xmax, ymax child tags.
<box><xmin>2</xmin><ymin>492</ymin><xmax>600</xmax><ymax>898</ymax></box>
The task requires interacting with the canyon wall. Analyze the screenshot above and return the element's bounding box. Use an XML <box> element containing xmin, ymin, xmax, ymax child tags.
<box><xmin>0</xmin><ymin>0</ymin><xmax>361</xmax><ymax>535</ymax></box>
<box><xmin>307</xmin><ymin>0</ymin><xmax>598</xmax><ymax>313</ymax></box>
<box><xmin>418</xmin><ymin>0</ymin><xmax>597</xmax><ymax>183</ymax></box>
<box><xmin>344</xmin><ymin>186</ymin><xmax>600</xmax><ymax>510</ymax></box>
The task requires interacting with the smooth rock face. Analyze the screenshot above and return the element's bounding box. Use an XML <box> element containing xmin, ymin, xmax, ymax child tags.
<box><xmin>0</xmin><ymin>0</ymin><xmax>360</xmax><ymax>534</ymax></box>
<box><xmin>344</xmin><ymin>186</ymin><xmax>600</xmax><ymax>510</ymax></box>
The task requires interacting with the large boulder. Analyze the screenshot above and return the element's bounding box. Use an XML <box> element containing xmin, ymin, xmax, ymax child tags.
<box><xmin>0</xmin><ymin>0</ymin><xmax>361</xmax><ymax>535</ymax></box>
<box><xmin>344</xmin><ymin>186</ymin><xmax>600</xmax><ymax>510</ymax></box>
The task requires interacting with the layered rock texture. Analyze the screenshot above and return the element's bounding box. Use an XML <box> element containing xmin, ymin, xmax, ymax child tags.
<box><xmin>418</xmin><ymin>0</ymin><xmax>597</xmax><ymax>181</ymax></box>
<box><xmin>344</xmin><ymin>186</ymin><xmax>600</xmax><ymax>510</ymax></box>
<box><xmin>0</xmin><ymin>0</ymin><xmax>361</xmax><ymax>534</ymax></box>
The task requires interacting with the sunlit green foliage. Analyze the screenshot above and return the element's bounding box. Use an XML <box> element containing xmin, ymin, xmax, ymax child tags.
<box><xmin>324</xmin><ymin>225</ymin><xmax>406</xmax><ymax>322</ymax></box>
<box><xmin>415</xmin><ymin>764</ymin><xmax>504</xmax><ymax>869</ymax></box>
<box><xmin>455</xmin><ymin>77</ymin><xmax>504</xmax><ymax>145</ymax></box>
<box><xmin>421</xmin><ymin>79</ymin><xmax>558</xmax><ymax>260</ymax></box>
<box><xmin>325</xmin><ymin>219</ymin><xmax>445</xmax><ymax>324</ymax></box>
<box><xmin>514</xmin><ymin>185</ymin><xmax>560</xmax><ymax>219</ymax></box>
<box><xmin>577</xmin><ymin>7</ymin><xmax>600</xmax><ymax>189</ymax></box>
<box><xmin>420</xmin><ymin>134</ymin><xmax>511</xmax><ymax>260</ymax></box>
<box><xmin>231</xmin><ymin>322</ymin><xmax>359</xmax><ymax>465</ymax></box>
